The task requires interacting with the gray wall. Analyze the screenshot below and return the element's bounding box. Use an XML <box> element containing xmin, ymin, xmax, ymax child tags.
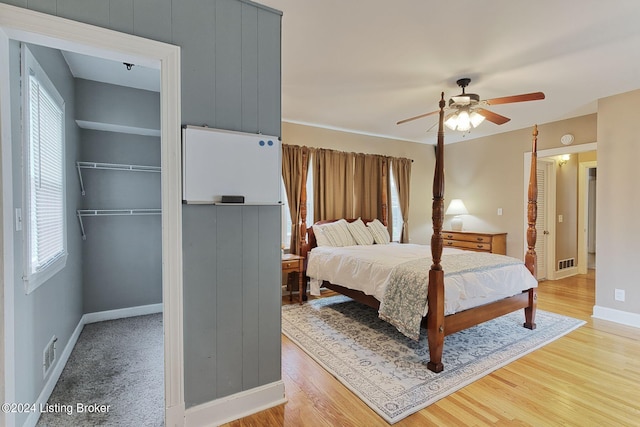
<box><xmin>10</xmin><ymin>42</ymin><xmax>84</xmax><ymax>427</ymax></box>
<box><xmin>2</xmin><ymin>0</ymin><xmax>283</xmax><ymax>412</ymax></box>
<box><xmin>76</xmin><ymin>79</ymin><xmax>162</xmax><ymax>313</ymax></box>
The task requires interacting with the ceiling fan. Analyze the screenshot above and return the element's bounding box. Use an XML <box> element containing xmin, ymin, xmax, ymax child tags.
<box><xmin>396</xmin><ymin>78</ymin><xmax>545</xmax><ymax>131</ymax></box>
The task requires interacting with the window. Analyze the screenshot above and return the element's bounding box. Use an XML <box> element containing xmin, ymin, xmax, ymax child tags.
<box><xmin>282</xmin><ymin>157</ymin><xmax>314</xmax><ymax>250</ymax></box>
<box><xmin>22</xmin><ymin>45</ymin><xmax>67</xmax><ymax>293</ymax></box>
<box><xmin>389</xmin><ymin>164</ymin><xmax>402</xmax><ymax>242</ymax></box>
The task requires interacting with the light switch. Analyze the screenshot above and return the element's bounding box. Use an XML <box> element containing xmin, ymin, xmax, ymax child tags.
<box><xmin>497</xmin><ymin>208</ymin><xmax>503</xmax><ymax>216</ymax></box>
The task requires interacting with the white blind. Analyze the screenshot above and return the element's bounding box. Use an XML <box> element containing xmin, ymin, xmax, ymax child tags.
<box><xmin>28</xmin><ymin>72</ymin><xmax>65</xmax><ymax>273</ymax></box>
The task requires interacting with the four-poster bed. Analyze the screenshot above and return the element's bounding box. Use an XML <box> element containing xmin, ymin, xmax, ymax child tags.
<box><xmin>296</xmin><ymin>93</ymin><xmax>539</xmax><ymax>373</ymax></box>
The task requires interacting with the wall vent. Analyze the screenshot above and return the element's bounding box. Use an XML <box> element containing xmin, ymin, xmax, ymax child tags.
<box><xmin>558</xmin><ymin>258</ymin><xmax>575</xmax><ymax>270</ymax></box>
<box><xmin>43</xmin><ymin>335</ymin><xmax>57</xmax><ymax>378</ymax></box>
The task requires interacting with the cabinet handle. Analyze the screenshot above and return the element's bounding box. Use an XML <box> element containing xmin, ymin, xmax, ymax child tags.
<box><xmin>476</xmin><ymin>237</ymin><xmax>483</xmax><ymax>241</ymax></box>
<box><xmin>446</xmin><ymin>242</ymin><xmax>453</xmax><ymax>246</ymax></box>
<box><xmin>477</xmin><ymin>244</ymin><xmax>483</xmax><ymax>248</ymax></box>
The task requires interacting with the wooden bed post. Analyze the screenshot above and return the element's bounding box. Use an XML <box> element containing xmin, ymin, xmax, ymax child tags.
<box><xmin>299</xmin><ymin>148</ymin><xmax>309</xmax><ymax>255</ymax></box>
<box><xmin>524</xmin><ymin>126</ymin><xmax>538</xmax><ymax>330</ymax></box>
<box><xmin>427</xmin><ymin>93</ymin><xmax>446</xmax><ymax>373</ymax></box>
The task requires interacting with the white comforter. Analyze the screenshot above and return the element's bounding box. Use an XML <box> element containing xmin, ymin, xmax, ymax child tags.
<box><xmin>306</xmin><ymin>243</ymin><xmax>538</xmax><ymax>316</ymax></box>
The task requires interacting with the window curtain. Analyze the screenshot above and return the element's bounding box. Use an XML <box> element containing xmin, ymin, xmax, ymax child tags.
<box><xmin>354</xmin><ymin>154</ymin><xmax>390</xmax><ymax>224</ymax></box>
<box><xmin>392</xmin><ymin>157</ymin><xmax>412</xmax><ymax>243</ymax></box>
<box><xmin>282</xmin><ymin>144</ymin><xmax>310</xmax><ymax>254</ymax></box>
<box><xmin>313</xmin><ymin>148</ymin><xmax>355</xmax><ymax>220</ymax></box>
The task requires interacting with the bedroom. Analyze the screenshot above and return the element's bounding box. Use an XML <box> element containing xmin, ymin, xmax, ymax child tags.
<box><xmin>1</xmin><ymin>1</ymin><xmax>639</xmax><ymax>426</ymax></box>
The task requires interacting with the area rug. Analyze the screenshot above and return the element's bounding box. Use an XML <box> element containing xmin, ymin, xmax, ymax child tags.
<box><xmin>282</xmin><ymin>295</ymin><xmax>585</xmax><ymax>424</ymax></box>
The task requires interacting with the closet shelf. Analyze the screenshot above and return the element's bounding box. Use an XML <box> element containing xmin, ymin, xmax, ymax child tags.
<box><xmin>76</xmin><ymin>209</ymin><xmax>161</xmax><ymax>240</ymax></box>
<box><xmin>76</xmin><ymin>161</ymin><xmax>161</xmax><ymax>196</ymax></box>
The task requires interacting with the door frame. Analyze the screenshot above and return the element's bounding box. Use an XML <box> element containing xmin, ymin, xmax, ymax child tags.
<box><xmin>0</xmin><ymin>4</ymin><xmax>184</xmax><ymax>426</ymax></box>
<box><xmin>523</xmin><ymin>142</ymin><xmax>597</xmax><ymax>280</ymax></box>
<box><xmin>578</xmin><ymin>160</ymin><xmax>597</xmax><ymax>274</ymax></box>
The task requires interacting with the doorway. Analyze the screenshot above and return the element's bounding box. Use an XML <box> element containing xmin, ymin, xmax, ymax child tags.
<box><xmin>524</xmin><ymin>142</ymin><xmax>597</xmax><ymax>281</ymax></box>
<box><xmin>0</xmin><ymin>5</ymin><xmax>184</xmax><ymax>426</ymax></box>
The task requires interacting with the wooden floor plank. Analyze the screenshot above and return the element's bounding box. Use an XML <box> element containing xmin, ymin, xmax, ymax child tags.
<box><xmin>224</xmin><ymin>271</ymin><xmax>640</xmax><ymax>426</ymax></box>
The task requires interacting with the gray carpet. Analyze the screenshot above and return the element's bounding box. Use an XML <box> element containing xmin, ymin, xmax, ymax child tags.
<box><xmin>36</xmin><ymin>313</ymin><xmax>164</xmax><ymax>427</ymax></box>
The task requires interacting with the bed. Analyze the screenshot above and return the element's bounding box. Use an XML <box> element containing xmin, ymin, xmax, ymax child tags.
<box><xmin>297</xmin><ymin>94</ymin><xmax>540</xmax><ymax>373</ymax></box>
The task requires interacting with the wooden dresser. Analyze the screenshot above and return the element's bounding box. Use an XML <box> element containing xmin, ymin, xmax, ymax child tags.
<box><xmin>443</xmin><ymin>231</ymin><xmax>507</xmax><ymax>255</ymax></box>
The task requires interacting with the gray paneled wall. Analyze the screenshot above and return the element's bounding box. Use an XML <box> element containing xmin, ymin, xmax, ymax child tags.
<box><xmin>182</xmin><ymin>205</ymin><xmax>281</xmax><ymax>406</ymax></box>
<box><xmin>0</xmin><ymin>0</ymin><xmax>283</xmax><ymax>411</ymax></box>
<box><xmin>79</xmin><ymin>129</ymin><xmax>162</xmax><ymax>313</ymax></box>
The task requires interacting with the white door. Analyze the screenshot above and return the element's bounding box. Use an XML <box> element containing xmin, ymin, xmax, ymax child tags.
<box><xmin>535</xmin><ymin>160</ymin><xmax>552</xmax><ymax>280</ymax></box>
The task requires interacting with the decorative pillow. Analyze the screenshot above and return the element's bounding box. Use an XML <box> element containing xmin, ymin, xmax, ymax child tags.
<box><xmin>366</xmin><ymin>219</ymin><xmax>390</xmax><ymax>244</ymax></box>
<box><xmin>346</xmin><ymin>218</ymin><xmax>374</xmax><ymax>245</ymax></box>
<box><xmin>323</xmin><ymin>219</ymin><xmax>357</xmax><ymax>247</ymax></box>
<box><xmin>312</xmin><ymin>224</ymin><xmax>334</xmax><ymax>247</ymax></box>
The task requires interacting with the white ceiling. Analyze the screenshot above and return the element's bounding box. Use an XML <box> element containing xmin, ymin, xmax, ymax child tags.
<box><xmin>62</xmin><ymin>50</ymin><xmax>160</xmax><ymax>92</ymax></box>
<box><xmin>260</xmin><ymin>0</ymin><xmax>640</xmax><ymax>144</ymax></box>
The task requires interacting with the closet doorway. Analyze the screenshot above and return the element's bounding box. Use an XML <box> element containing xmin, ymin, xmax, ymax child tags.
<box><xmin>0</xmin><ymin>7</ymin><xmax>184</xmax><ymax>426</ymax></box>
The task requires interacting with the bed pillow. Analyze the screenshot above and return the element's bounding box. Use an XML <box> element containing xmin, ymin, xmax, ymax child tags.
<box><xmin>313</xmin><ymin>220</ymin><xmax>357</xmax><ymax>247</ymax></box>
<box><xmin>346</xmin><ymin>218</ymin><xmax>374</xmax><ymax>245</ymax></box>
<box><xmin>366</xmin><ymin>219</ymin><xmax>391</xmax><ymax>244</ymax></box>
<box><xmin>312</xmin><ymin>223</ymin><xmax>334</xmax><ymax>247</ymax></box>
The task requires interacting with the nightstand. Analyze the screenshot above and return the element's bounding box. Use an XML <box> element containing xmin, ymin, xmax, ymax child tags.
<box><xmin>443</xmin><ymin>231</ymin><xmax>507</xmax><ymax>255</ymax></box>
<box><xmin>282</xmin><ymin>253</ymin><xmax>305</xmax><ymax>304</ymax></box>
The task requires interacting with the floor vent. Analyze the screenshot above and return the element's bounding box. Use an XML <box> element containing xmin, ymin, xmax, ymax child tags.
<box><xmin>558</xmin><ymin>258</ymin><xmax>575</xmax><ymax>270</ymax></box>
<box><xmin>43</xmin><ymin>335</ymin><xmax>57</xmax><ymax>378</ymax></box>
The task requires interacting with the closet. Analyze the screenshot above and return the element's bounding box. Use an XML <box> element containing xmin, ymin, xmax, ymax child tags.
<box><xmin>74</xmin><ymin>77</ymin><xmax>162</xmax><ymax>314</ymax></box>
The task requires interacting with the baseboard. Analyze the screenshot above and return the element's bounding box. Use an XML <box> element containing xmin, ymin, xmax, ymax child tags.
<box><xmin>185</xmin><ymin>381</ymin><xmax>286</xmax><ymax>427</ymax></box>
<box><xmin>593</xmin><ymin>305</ymin><xmax>640</xmax><ymax>328</ymax></box>
<box><xmin>23</xmin><ymin>303</ymin><xmax>164</xmax><ymax>427</ymax></box>
<box><xmin>554</xmin><ymin>266</ymin><xmax>578</xmax><ymax>280</ymax></box>
<box><xmin>83</xmin><ymin>302</ymin><xmax>163</xmax><ymax>324</ymax></box>
<box><xmin>23</xmin><ymin>316</ymin><xmax>85</xmax><ymax>427</ymax></box>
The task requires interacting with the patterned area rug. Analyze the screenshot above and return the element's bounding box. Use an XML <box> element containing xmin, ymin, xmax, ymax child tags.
<box><xmin>282</xmin><ymin>295</ymin><xmax>585</xmax><ymax>424</ymax></box>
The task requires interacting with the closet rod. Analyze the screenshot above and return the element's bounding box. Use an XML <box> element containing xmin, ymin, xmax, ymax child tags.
<box><xmin>76</xmin><ymin>161</ymin><xmax>161</xmax><ymax>196</ymax></box>
<box><xmin>76</xmin><ymin>209</ymin><xmax>161</xmax><ymax>240</ymax></box>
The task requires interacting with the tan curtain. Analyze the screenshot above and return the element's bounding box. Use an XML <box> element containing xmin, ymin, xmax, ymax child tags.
<box><xmin>282</xmin><ymin>144</ymin><xmax>310</xmax><ymax>254</ymax></box>
<box><xmin>354</xmin><ymin>154</ymin><xmax>388</xmax><ymax>223</ymax></box>
<box><xmin>313</xmin><ymin>148</ymin><xmax>354</xmax><ymax>220</ymax></box>
<box><xmin>392</xmin><ymin>157</ymin><xmax>412</xmax><ymax>243</ymax></box>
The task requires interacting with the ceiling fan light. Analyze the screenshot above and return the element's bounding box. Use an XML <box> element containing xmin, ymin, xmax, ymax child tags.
<box><xmin>470</xmin><ymin>111</ymin><xmax>485</xmax><ymax>128</ymax></box>
<box><xmin>445</xmin><ymin>114</ymin><xmax>459</xmax><ymax>130</ymax></box>
<box><xmin>456</xmin><ymin>110</ymin><xmax>471</xmax><ymax>131</ymax></box>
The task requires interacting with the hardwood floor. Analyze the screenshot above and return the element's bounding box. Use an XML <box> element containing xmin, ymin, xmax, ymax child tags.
<box><xmin>225</xmin><ymin>271</ymin><xmax>640</xmax><ymax>426</ymax></box>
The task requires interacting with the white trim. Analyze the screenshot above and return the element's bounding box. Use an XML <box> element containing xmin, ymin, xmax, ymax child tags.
<box><xmin>0</xmin><ymin>4</ymin><xmax>184</xmax><ymax>426</ymax></box>
<box><xmin>554</xmin><ymin>266</ymin><xmax>578</xmax><ymax>280</ymax></box>
<box><xmin>593</xmin><ymin>306</ymin><xmax>640</xmax><ymax>329</ymax></box>
<box><xmin>578</xmin><ymin>160</ymin><xmax>597</xmax><ymax>274</ymax></box>
<box><xmin>184</xmin><ymin>381</ymin><xmax>286</xmax><ymax>427</ymax></box>
<box><xmin>0</xmin><ymin>22</ymin><xmax>17</xmax><ymax>427</ymax></box>
<box><xmin>83</xmin><ymin>303</ymin><xmax>163</xmax><ymax>324</ymax></box>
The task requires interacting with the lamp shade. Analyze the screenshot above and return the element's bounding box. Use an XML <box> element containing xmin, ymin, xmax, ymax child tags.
<box><xmin>445</xmin><ymin>199</ymin><xmax>468</xmax><ymax>216</ymax></box>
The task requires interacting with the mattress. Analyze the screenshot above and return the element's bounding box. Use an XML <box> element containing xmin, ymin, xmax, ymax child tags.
<box><xmin>306</xmin><ymin>243</ymin><xmax>538</xmax><ymax>316</ymax></box>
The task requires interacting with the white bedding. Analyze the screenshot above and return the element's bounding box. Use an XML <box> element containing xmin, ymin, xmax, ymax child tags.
<box><xmin>306</xmin><ymin>243</ymin><xmax>538</xmax><ymax>316</ymax></box>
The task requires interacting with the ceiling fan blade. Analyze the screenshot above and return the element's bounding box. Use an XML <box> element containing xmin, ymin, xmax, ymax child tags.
<box><xmin>484</xmin><ymin>92</ymin><xmax>545</xmax><ymax>105</ymax></box>
<box><xmin>476</xmin><ymin>108</ymin><xmax>510</xmax><ymax>125</ymax></box>
<box><xmin>396</xmin><ymin>109</ymin><xmax>439</xmax><ymax>125</ymax></box>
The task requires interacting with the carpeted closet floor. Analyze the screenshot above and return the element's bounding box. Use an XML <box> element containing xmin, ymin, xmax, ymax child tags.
<box><xmin>36</xmin><ymin>313</ymin><xmax>164</xmax><ymax>427</ymax></box>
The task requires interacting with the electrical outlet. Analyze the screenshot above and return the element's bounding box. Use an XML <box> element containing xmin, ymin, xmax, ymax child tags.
<box><xmin>558</xmin><ymin>214</ymin><xmax>563</xmax><ymax>223</ymax></box>
<box><xmin>615</xmin><ymin>289</ymin><xmax>625</xmax><ymax>302</ymax></box>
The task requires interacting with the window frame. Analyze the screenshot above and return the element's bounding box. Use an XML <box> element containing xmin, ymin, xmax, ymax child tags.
<box><xmin>21</xmin><ymin>45</ymin><xmax>67</xmax><ymax>294</ymax></box>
